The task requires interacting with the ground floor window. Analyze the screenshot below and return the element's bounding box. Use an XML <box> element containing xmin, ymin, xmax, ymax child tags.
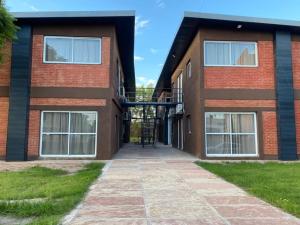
<box><xmin>40</xmin><ymin>111</ymin><xmax>97</xmax><ymax>157</ymax></box>
<box><xmin>205</xmin><ymin>112</ymin><xmax>257</xmax><ymax>157</ymax></box>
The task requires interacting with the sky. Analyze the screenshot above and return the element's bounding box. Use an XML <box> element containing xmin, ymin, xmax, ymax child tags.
<box><xmin>5</xmin><ymin>0</ymin><xmax>300</xmax><ymax>87</ymax></box>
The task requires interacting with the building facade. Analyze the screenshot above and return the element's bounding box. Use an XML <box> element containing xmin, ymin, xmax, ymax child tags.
<box><xmin>0</xmin><ymin>11</ymin><xmax>135</xmax><ymax>161</ymax></box>
<box><xmin>155</xmin><ymin>12</ymin><xmax>300</xmax><ymax>160</ymax></box>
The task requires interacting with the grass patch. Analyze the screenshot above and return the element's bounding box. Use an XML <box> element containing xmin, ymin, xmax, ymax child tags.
<box><xmin>197</xmin><ymin>162</ymin><xmax>300</xmax><ymax>218</ymax></box>
<box><xmin>0</xmin><ymin>162</ymin><xmax>105</xmax><ymax>224</ymax></box>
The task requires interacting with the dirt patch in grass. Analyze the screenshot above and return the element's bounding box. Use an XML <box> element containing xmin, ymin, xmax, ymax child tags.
<box><xmin>0</xmin><ymin>162</ymin><xmax>105</xmax><ymax>225</ymax></box>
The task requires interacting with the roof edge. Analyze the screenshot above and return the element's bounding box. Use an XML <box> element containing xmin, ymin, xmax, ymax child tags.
<box><xmin>11</xmin><ymin>10</ymin><xmax>135</xmax><ymax>19</ymax></box>
<box><xmin>184</xmin><ymin>11</ymin><xmax>300</xmax><ymax>27</ymax></box>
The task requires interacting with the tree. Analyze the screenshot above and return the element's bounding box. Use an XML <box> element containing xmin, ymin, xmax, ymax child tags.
<box><xmin>0</xmin><ymin>0</ymin><xmax>18</xmax><ymax>63</ymax></box>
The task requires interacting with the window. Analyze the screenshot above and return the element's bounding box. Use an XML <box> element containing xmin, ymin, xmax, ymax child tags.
<box><xmin>177</xmin><ymin>73</ymin><xmax>183</xmax><ymax>102</ymax></box>
<box><xmin>205</xmin><ymin>112</ymin><xmax>257</xmax><ymax>156</ymax></box>
<box><xmin>186</xmin><ymin>60</ymin><xmax>192</xmax><ymax>78</ymax></box>
<box><xmin>204</xmin><ymin>41</ymin><xmax>257</xmax><ymax>66</ymax></box>
<box><xmin>40</xmin><ymin>111</ymin><xmax>97</xmax><ymax>157</ymax></box>
<box><xmin>44</xmin><ymin>36</ymin><xmax>101</xmax><ymax>64</ymax></box>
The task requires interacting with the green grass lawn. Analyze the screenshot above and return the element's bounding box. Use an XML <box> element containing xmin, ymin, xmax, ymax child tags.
<box><xmin>197</xmin><ymin>162</ymin><xmax>300</xmax><ymax>218</ymax></box>
<box><xmin>0</xmin><ymin>162</ymin><xmax>105</xmax><ymax>225</ymax></box>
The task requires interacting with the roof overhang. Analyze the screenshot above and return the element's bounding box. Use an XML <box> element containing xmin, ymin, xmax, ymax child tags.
<box><xmin>12</xmin><ymin>11</ymin><xmax>136</xmax><ymax>93</ymax></box>
<box><xmin>154</xmin><ymin>12</ymin><xmax>300</xmax><ymax>97</ymax></box>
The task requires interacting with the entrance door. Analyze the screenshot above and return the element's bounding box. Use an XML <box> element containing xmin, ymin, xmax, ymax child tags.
<box><xmin>168</xmin><ymin>117</ymin><xmax>172</xmax><ymax>145</ymax></box>
<box><xmin>177</xmin><ymin>118</ymin><xmax>184</xmax><ymax>150</ymax></box>
<box><xmin>115</xmin><ymin>115</ymin><xmax>119</xmax><ymax>153</ymax></box>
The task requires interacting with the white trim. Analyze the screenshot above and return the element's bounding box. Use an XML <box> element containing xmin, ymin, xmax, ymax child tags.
<box><xmin>176</xmin><ymin>72</ymin><xmax>183</xmax><ymax>112</ymax></box>
<box><xmin>204</xmin><ymin>40</ymin><xmax>258</xmax><ymax>67</ymax></box>
<box><xmin>39</xmin><ymin>111</ymin><xmax>98</xmax><ymax>157</ymax></box>
<box><xmin>43</xmin><ymin>36</ymin><xmax>102</xmax><ymax>65</ymax></box>
<box><xmin>205</xmin><ymin>112</ymin><xmax>258</xmax><ymax>157</ymax></box>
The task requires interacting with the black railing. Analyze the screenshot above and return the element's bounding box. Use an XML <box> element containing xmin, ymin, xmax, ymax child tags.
<box><xmin>124</xmin><ymin>88</ymin><xmax>183</xmax><ymax>103</ymax></box>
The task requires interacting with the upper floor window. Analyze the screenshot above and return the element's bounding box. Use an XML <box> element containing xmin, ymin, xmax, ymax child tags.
<box><xmin>204</xmin><ymin>41</ymin><xmax>257</xmax><ymax>67</ymax></box>
<box><xmin>44</xmin><ymin>36</ymin><xmax>101</xmax><ymax>64</ymax></box>
<box><xmin>186</xmin><ymin>60</ymin><xmax>192</xmax><ymax>78</ymax></box>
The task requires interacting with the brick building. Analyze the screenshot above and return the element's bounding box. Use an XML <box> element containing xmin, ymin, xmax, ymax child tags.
<box><xmin>155</xmin><ymin>12</ymin><xmax>300</xmax><ymax>160</ymax></box>
<box><xmin>0</xmin><ymin>11</ymin><xmax>135</xmax><ymax>160</ymax></box>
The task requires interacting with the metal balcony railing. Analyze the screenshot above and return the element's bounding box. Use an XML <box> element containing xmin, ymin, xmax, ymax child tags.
<box><xmin>123</xmin><ymin>88</ymin><xmax>183</xmax><ymax>104</ymax></box>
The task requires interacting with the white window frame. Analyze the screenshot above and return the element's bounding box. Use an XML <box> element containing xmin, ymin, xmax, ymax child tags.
<box><xmin>39</xmin><ymin>111</ymin><xmax>98</xmax><ymax>158</ymax></box>
<box><xmin>43</xmin><ymin>36</ymin><xmax>102</xmax><ymax>64</ymax></box>
<box><xmin>205</xmin><ymin>112</ymin><xmax>258</xmax><ymax>157</ymax></box>
<box><xmin>175</xmin><ymin>73</ymin><xmax>183</xmax><ymax>113</ymax></box>
<box><xmin>186</xmin><ymin>60</ymin><xmax>192</xmax><ymax>78</ymax></box>
<box><xmin>204</xmin><ymin>41</ymin><xmax>258</xmax><ymax>67</ymax></box>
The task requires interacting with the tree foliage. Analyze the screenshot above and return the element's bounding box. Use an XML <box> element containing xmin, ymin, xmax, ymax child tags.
<box><xmin>0</xmin><ymin>0</ymin><xmax>18</xmax><ymax>63</ymax></box>
<box><xmin>130</xmin><ymin>83</ymin><xmax>156</xmax><ymax>142</ymax></box>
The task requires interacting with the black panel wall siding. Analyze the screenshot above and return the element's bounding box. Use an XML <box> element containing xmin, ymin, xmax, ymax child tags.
<box><xmin>6</xmin><ymin>25</ymin><xmax>32</xmax><ymax>161</ymax></box>
<box><xmin>275</xmin><ymin>31</ymin><xmax>298</xmax><ymax>160</ymax></box>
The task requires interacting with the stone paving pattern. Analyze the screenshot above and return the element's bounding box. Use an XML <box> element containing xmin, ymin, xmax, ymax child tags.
<box><xmin>61</xmin><ymin>144</ymin><xmax>300</xmax><ymax>224</ymax></box>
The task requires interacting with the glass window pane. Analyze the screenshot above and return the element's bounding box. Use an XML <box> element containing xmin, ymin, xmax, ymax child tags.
<box><xmin>70</xmin><ymin>112</ymin><xmax>97</xmax><ymax>133</ymax></box>
<box><xmin>231</xmin><ymin>43</ymin><xmax>256</xmax><ymax>65</ymax></box>
<box><xmin>231</xmin><ymin>114</ymin><xmax>255</xmax><ymax>133</ymax></box>
<box><xmin>206</xmin><ymin>134</ymin><xmax>231</xmax><ymax>154</ymax></box>
<box><xmin>186</xmin><ymin>62</ymin><xmax>192</xmax><ymax>78</ymax></box>
<box><xmin>42</xmin><ymin>134</ymin><xmax>68</xmax><ymax>155</ymax></box>
<box><xmin>205</xmin><ymin>42</ymin><xmax>230</xmax><ymax>65</ymax></box>
<box><xmin>232</xmin><ymin>134</ymin><xmax>256</xmax><ymax>154</ymax></box>
<box><xmin>69</xmin><ymin>134</ymin><xmax>96</xmax><ymax>155</ymax></box>
<box><xmin>206</xmin><ymin>113</ymin><xmax>230</xmax><ymax>133</ymax></box>
<box><xmin>43</xmin><ymin>112</ymin><xmax>69</xmax><ymax>133</ymax></box>
<box><xmin>45</xmin><ymin>38</ymin><xmax>72</xmax><ymax>62</ymax></box>
<box><xmin>73</xmin><ymin>39</ymin><xmax>100</xmax><ymax>63</ymax></box>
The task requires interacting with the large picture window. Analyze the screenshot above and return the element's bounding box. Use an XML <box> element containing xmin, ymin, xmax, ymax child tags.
<box><xmin>44</xmin><ymin>36</ymin><xmax>101</xmax><ymax>64</ymax></box>
<box><xmin>205</xmin><ymin>112</ymin><xmax>258</xmax><ymax>157</ymax></box>
<box><xmin>40</xmin><ymin>111</ymin><xmax>97</xmax><ymax>157</ymax></box>
<box><xmin>204</xmin><ymin>41</ymin><xmax>257</xmax><ymax>67</ymax></box>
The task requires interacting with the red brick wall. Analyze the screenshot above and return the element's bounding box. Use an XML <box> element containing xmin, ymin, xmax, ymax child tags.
<box><xmin>30</xmin><ymin>98</ymin><xmax>106</xmax><ymax>106</ymax></box>
<box><xmin>262</xmin><ymin>111</ymin><xmax>278</xmax><ymax>156</ymax></box>
<box><xmin>204</xmin><ymin>41</ymin><xmax>275</xmax><ymax>89</ymax></box>
<box><xmin>292</xmin><ymin>38</ymin><xmax>300</xmax><ymax>155</ymax></box>
<box><xmin>28</xmin><ymin>110</ymin><xmax>40</xmax><ymax>159</ymax></box>
<box><xmin>0</xmin><ymin>43</ymin><xmax>11</xmax><ymax>86</ymax></box>
<box><xmin>292</xmin><ymin>41</ymin><xmax>300</xmax><ymax>89</ymax></box>
<box><xmin>31</xmin><ymin>35</ymin><xmax>111</xmax><ymax>88</ymax></box>
<box><xmin>0</xmin><ymin>98</ymin><xmax>9</xmax><ymax>159</ymax></box>
<box><xmin>294</xmin><ymin>101</ymin><xmax>300</xmax><ymax>155</ymax></box>
<box><xmin>205</xmin><ymin>100</ymin><xmax>276</xmax><ymax>108</ymax></box>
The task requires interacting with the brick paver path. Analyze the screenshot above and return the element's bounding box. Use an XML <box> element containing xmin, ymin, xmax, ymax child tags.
<box><xmin>63</xmin><ymin>144</ymin><xmax>300</xmax><ymax>225</ymax></box>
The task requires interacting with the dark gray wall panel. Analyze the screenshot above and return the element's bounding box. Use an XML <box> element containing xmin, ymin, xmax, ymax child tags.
<box><xmin>6</xmin><ymin>25</ymin><xmax>32</xmax><ymax>161</ymax></box>
<box><xmin>275</xmin><ymin>31</ymin><xmax>297</xmax><ymax>160</ymax></box>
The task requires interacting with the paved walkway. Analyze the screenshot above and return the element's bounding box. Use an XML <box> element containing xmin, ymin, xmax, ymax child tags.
<box><xmin>63</xmin><ymin>144</ymin><xmax>300</xmax><ymax>225</ymax></box>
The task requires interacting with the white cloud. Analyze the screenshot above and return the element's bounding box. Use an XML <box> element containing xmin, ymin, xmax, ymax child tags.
<box><xmin>136</xmin><ymin>76</ymin><xmax>157</xmax><ymax>87</ymax></box>
<box><xmin>156</xmin><ymin>0</ymin><xmax>166</xmax><ymax>8</ymax></box>
<box><xmin>137</xmin><ymin>76</ymin><xmax>146</xmax><ymax>82</ymax></box>
<box><xmin>150</xmin><ymin>48</ymin><xmax>158</xmax><ymax>54</ymax></box>
<box><xmin>146</xmin><ymin>79</ymin><xmax>157</xmax><ymax>86</ymax></box>
<box><xmin>134</xmin><ymin>55</ymin><xmax>144</xmax><ymax>62</ymax></box>
<box><xmin>23</xmin><ymin>2</ymin><xmax>39</xmax><ymax>11</ymax></box>
<box><xmin>30</xmin><ymin>5</ymin><xmax>39</xmax><ymax>11</ymax></box>
<box><xmin>135</xmin><ymin>16</ymin><xmax>150</xmax><ymax>34</ymax></box>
